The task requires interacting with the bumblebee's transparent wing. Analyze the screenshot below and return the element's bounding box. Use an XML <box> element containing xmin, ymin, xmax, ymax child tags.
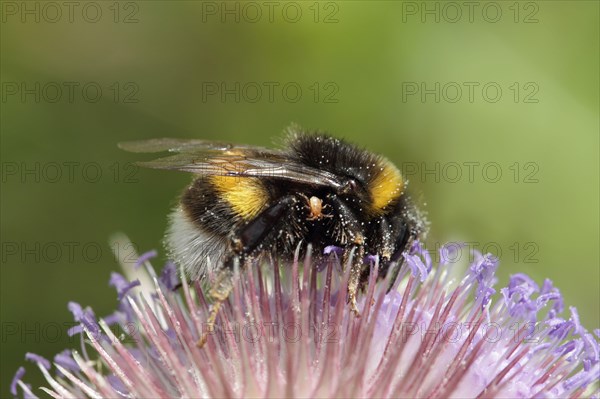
<box><xmin>118</xmin><ymin>138</ymin><xmax>264</xmax><ymax>153</ymax></box>
<box><xmin>119</xmin><ymin>138</ymin><xmax>345</xmax><ymax>190</ymax></box>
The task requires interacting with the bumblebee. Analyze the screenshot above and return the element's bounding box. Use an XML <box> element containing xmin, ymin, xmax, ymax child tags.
<box><xmin>120</xmin><ymin>126</ymin><xmax>426</xmax><ymax>343</ymax></box>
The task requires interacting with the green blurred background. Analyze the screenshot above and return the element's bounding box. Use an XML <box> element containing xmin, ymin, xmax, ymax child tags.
<box><xmin>1</xmin><ymin>1</ymin><xmax>598</xmax><ymax>395</ymax></box>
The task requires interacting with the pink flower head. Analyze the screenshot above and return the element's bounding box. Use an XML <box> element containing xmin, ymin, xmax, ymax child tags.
<box><xmin>13</xmin><ymin>244</ymin><xmax>600</xmax><ymax>398</ymax></box>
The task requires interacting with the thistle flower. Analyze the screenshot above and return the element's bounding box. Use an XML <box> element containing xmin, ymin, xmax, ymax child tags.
<box><xmin>12</xmin><ymin>242</ymin><xmax>599</xmax><ymax>398</ymax></box>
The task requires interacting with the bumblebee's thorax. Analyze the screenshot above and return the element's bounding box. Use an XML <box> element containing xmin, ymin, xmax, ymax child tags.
<box><xmin>288</xmin><ymin>133</ymin><xmax>404</xmax><ymax>216</ymax></box>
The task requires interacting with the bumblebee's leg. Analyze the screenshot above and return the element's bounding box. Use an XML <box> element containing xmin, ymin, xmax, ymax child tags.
<box><xmin>383</xmin><ymin>214</ymin><xmax>411</xmax><ymax>292</ymax></box>
<box><xmin>197</xmin><ymin>195</ymin><xmax>300</xmax><ymax>348</ymax></box>
<box><xmin>373</xmin><ymin>216</ymin><xmax>396</xmax><ymax>262</ymax></box>
<box><xmin>197</xmin><ymin>266</ymin><xmax>233</xmax><ymax>348</ymax></box>
<box><xmin>326</xmin><ymin>194</ymin><xmax>366</xmax><ymax>317</ymax></box>
<box><xmin>232</xmin><ymin>195</ymin><xmax>300</xmax><ymax>259</ymax></box>
<box><xmin>343</xmin><ymin>245</ymin><xmax>365</xmax><ymax>316</ymax></box>
<box><xmin>368</xmin><ymin>215</ymin><xmax>408</xmax><ymax>277</ymax></box>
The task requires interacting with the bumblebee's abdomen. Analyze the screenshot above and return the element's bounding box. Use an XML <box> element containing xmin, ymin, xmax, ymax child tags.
<box><xmin>181</xmin><ymin>175</ymin><xmax>270</xmax><ymax>239</ymax></box>
<box><xmin>210</xmin><ymin>176</ymin><xmax>269</xmax><ymax>220</ymax></box>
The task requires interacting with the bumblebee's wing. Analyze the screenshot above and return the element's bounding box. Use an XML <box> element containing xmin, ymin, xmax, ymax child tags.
<box><xmin>117</xmin><ymin>138</ymin><xmax>264</xmax><ymax>153</ymax></box>
<box><xmin>119</xmin><ymin>138</ymin><xmax>344</xmax><ymax>190</ymax></box>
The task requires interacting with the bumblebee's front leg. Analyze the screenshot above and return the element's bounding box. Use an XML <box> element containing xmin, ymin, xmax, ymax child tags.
<box><xmin>343</xmin><ymin>244</ymin><xmax>365</xmax><ymax>316</ymax></box>
<box><xmin>326</xmin><ymin>194</ymin><xmax>366</xmax><ymax>317</ymax></box>
<box><xmin>369</xmin><ymin>215</ymin><xmax>410</xmax><ymax>292</ymax></box>
<box><xmin>198</xmin><ymin>195</ymin><xmax>300</xmax><ymax>348</ymax></box>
